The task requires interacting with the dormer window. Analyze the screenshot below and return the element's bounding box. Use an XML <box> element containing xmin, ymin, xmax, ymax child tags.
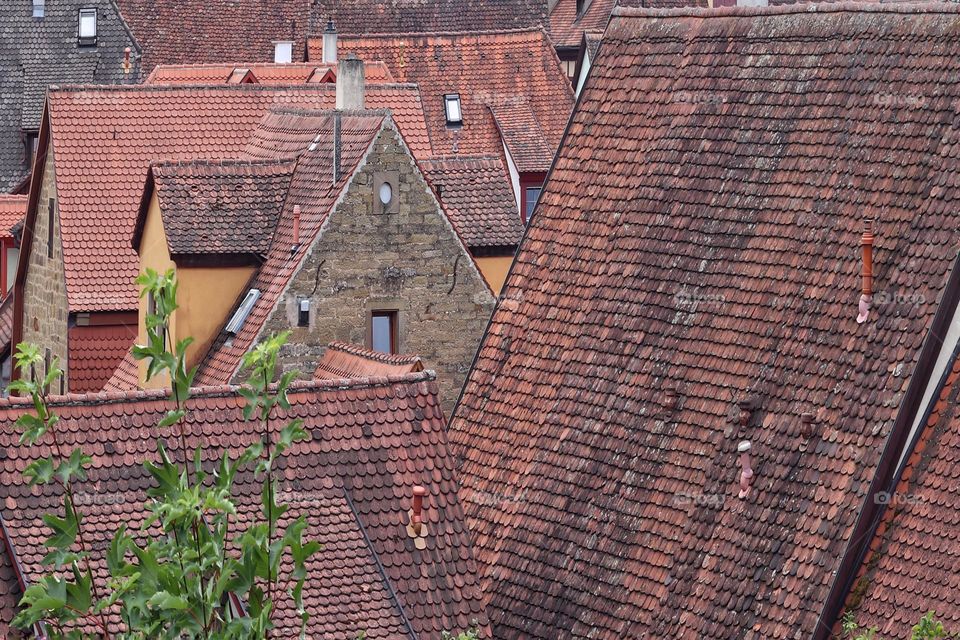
<box><xmin>32</xmin><ymin>0</ymin><xmax>45</xmax><ymax>19</ymax></box>
<box><xmin>274</xmin><ymin>41</ymin><xmax>293</xmax><ymax>64</ymax></box>
<box><xmin>78</xmin><ymin>8</ymin><xmax>97</xmax><ymax>46</ymax></box>
<box><xmin>225</xmin><ymin>289</ymin><xmax>261</xmax><ymax>334</ymax></box>
<box><xmin>444</xmin><ymin>94</ymin><xmax>463</xmax><ymax>126</ymax></box>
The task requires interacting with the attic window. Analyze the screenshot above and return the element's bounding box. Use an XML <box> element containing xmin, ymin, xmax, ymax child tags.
<box><xmin>444</xmin><ymin>94</ymin><xmax>463</xmax><ymax>126</ymax></box>
<box><xmin>78</xmin><ymin>8</ymin><xmax>97</xmax><ymax>46</ymax></box>
<box><xmin>274</xmin><ymin>41</ymin><xmax>293</xmax><ymax>64</ymax></box>
<box><xmin>225</xmin><ymin>289</ymin><xmax>261</xmax><ymax>334</ymax></box>
<box><xmin>32</xmin><ymin>0</ymin><xmax>44</xmax><ymax>19</ymax></box>
<box><xmin>297</xmin><ymin>298</ymin><xmax>310</xmax><ymax>327</ymax></box>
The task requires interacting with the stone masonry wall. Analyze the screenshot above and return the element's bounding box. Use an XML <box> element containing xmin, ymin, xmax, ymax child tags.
<box><xmin>257</xmin><ymin>125</ymin><xmax>496</xmax><ymax>413</ymax></box>
<box><xmin>21</xmin><ymin>144</ymin><xmax>69</xmax><ymax>386</ymax></box>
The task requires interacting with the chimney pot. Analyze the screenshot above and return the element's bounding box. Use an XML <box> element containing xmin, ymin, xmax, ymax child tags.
<box><xmin>123</xmin><ymin>47</ymin><xmax>132</xmax><ymax>75</ymax></box>
<box><xmin>322</xmin><ymin>19</ymin><xmax>338</xmax><ymax>64</ymax></box>
<box><xmin>336</xmin><ymin>54</ymin><xmax>365</xmax><ymax>111</ymax></box>
<box><xmin>737</xmin><ymin>440</ymin><xmax>754</xmax><ymax>499</ymax></box>
<box><xmin>858</xmin><ymin>219</ymin><xmax>874</xmax><ymax>324</ymax></box>
<box><xmin>292</xmin><ymin>205</ymin><xmax>301</xmax><ymax>249</ymax></box>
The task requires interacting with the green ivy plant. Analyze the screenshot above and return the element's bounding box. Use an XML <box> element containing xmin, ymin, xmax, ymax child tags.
<box><xmin>11</xmin><ymin>268</ymin><xmax>320</xmax><ymax>639</ymax></box>
<box><xmin>842</xmin><ymin>611</ymin><xmax>956</xmax><ymax>640</ymax></box>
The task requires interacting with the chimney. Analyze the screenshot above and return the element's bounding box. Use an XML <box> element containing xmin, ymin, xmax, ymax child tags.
<box><xmin>737</xmin><ymin>441</ymin><xmax>754</xmax><ymax>499</ymax></box>
<box><xmin>406</xmin><ymin>486</ymin><xmax>428</xmax><ymax>549</ymax></box>
<box><xmin>857</xmin><ymin>219</ymin><xmax>874</xmax><ymax>324</ymax></box>
<box><xmin>123</xmin><ymin>47</ymin><xmax>131</xmax><ymax>75</ymax></box>
<box><xmin>322</xmin><ymin>19</ymin><xmax>338</xmax><ymax>64</ymax></box>
<box><xmin>292</xmin><ymin>205</ymin><xmax>301</xmax><ymax>250</ymax></box>
<box><xmin>336</xmin><ymin>53</ymin><xmax>365</xmax><ymax>111</ymax></box>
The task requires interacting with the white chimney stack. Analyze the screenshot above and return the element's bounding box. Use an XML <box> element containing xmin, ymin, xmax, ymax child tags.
<box><xmin>336</xmin><ymin>54</ymin><xmax>365</xmax><ymax>111</ymax></box>
<box><xmin>322</xmin><ymin>19</ymin><xmax>338</xmax><ymax>64</ymax></box>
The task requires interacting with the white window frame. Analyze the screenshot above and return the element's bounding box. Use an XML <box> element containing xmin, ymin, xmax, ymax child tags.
<box><xmin>444</xmin><ymin>94</ymin><xmax>463</xmax><ymax>126</ymax></box>
<box><xmin>32</xmin><ymin>0</ymin><xmax>45</xmax><ymax>19</ymax></box>
<box><xmin>274</xmin><ymin>41</ymin><xmax>294</xmax><ymax>64</ymax></box>
<box><xmin>78</xmin><ymin>8</ymin><xmax>97</xmax><ymax>44</ymax></box>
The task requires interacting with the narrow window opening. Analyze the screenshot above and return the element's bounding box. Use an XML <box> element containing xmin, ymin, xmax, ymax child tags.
<box><xmin>371</xmin><ymin>310</ymin><xmax>398</xmax><ymax>354</ymax></box>
<box><xmin>78</xmin><ymin>8</ymin><xmax>97</xmax><ymax>46</ymax></box>
<box><xmin>524</xmin><ymin>186</ymin><xmax>542</xmax><ymax>223</ymax></box>
<box><xmin>297</xmin><ymin>298</ymin><xmax>310</xmax><ymax>328</ymax></box>
<box><xmin>47</xmin><ymin>198</ymin><xmax>54</xmax><ymax>259</ymax></box>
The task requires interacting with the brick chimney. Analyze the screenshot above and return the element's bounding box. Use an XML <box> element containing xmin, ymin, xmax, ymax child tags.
<box><xmin>322</xmin><ymin>19</ymin><xmax>338</xmax><ymax>64</ymax></box>
<box><xmin>336</xmin><ymin>54</ymin><xmax>365</xmax><ymax>111</ymax></box>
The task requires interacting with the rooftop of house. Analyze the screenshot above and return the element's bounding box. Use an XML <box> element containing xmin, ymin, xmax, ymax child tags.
<box><xmin>0</xmin><ymin>373</ymin><xmax>489</xmax><ymax>638</ymax></box>
<box><xmin>0</xmin><ymin>196</ymin><xmax>25</xmax><ymax>239</ymax></box>
<box><xmin>314</xmin><ymin>342</ymin><xmax>425</xmax><ymax>380</ymax></box>
<box><xmin>310</xmin><ymin>0</ymin><xmax>546</xmax><ymax>35</ymax></box>
<box><xmin>146</xmin><ymin>61</ymin><xmax>396</xmax><ymax>85</ymax></box>
<box><xmin>102</xmin><ymin>345</ymin><xmax>137</xmax><ymax>393</ymax></box>
<box><xmin>449</xmin><ymin>3</ymin><xmax>960</xmax><ymax>638</ymax></box>
<box><xmin>67</xmin><ymin>323</ymin><xmax>139</xmax><ymax>394</ymax></box>
<box><xmin>320</xmin><ymin>29</ymin><xmax>575</xmax><ymax>161</ymax></box>
<box><xmin>0</xmin><ymin>0</ymin><xmax>139</xmax><ymax>192</ymax></box>
<box><xmin>27</xmin><ymin>83</ymin><xmax>430</xmax><ymax>314</ymax></box>
<box><xmin>420</xmin><ymin>156</ymin><xmax>524</xmax><ymax>248</ymax></box>
<box><xmin>113</xmin><ymin>0</ymin><xmax>311</xmax><ymax>73</ymax></box>
<box><xmin>840</xmin><ymin>349</ymin><xmax>960</xmax><ymax>632</ymax></box>
<box><xmin>137</xmin><ymin>159</ymin><xmax>297</xmax><ymax>263</ymax></box>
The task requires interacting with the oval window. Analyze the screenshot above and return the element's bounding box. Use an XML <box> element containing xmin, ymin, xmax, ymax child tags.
<box><xmin>378</xmin><ymin>182</ymin><xmax>393</xmax><ymax>206</ymax></box>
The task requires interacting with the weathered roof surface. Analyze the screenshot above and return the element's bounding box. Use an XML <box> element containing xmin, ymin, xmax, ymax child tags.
<box><xmin>0</xmin><ymin>0</ymin><xmax>138</xmax><ymax>192</ymax></box>
<box><xmin>327</xmin><ymin>29</ymin><xmax>574</xmax><ymax>158</ymax></box>
<box><xmin>195</xmin><ymin>109</ymin><xmax>391</xmax><ymax>385</ymax></box>
<box><xmin>0</xmin><ymin>296</ymin><xmax>13</xmax><ymax>356</ymax></box>
<box><xmin>549</xmin><ymin>0</ymin><xmax>618</xmax><ymax>49</ymax></box>
<box><xmin>114</xmin><ymin>0</ymin><xmax>311</xmax><ymax>73</ymax></box>
<box><xmin>39</xmin><ymin>84</ymin><xmax>429</xmax><ymax>313</ymax></box>
<box><xmin>0</xmin><ymin>522</ymin><xmax>23</xmax><ymax>640</ymax></box>
<box><xmin>490</xmin><ymin>101</ymin><xmax>554</xmax><ymax>173</ymax></box>
<box><xmin>841</xmin><ymin>351</ymin><xmax>960</xmax><ymax>633</ymax></box>
<box><xmin>0</xmin><ymin>196</ymin><xmax>25</xmax><ymax>239</ymax></box>
<box><xmin>421</xmin><ymin>156</ymin><xmax>524</xmax><ymax>248</ymax></box>
<box><xmin>146</xmin><ymin>61</ymin><xmax>395</xmax><ymax>85</ymax></box>
<box><xmin>0</xmin><ymin>374</ymin><xmax>489</xmax><ymax>638</ymax></box>
<box><xmin>145</xmin><ymin>159</ymin><xmax>295</xmax><ymax>260</ymax></box>
<box><xmin>449</xmin><ymin>4</ymin><xmax>960</xmax><ymax>639</ymax></box>
<box><xmin>315</xmin><ymin>342</ymin><xmax>425</xmax><ymax>380</ymax></box>
<box><xmin>311</xmin><ymin>0</ymin><xmax>546</xmax><ymax>35</ymax></box>
<box><xmin>67</xmin><ymin>324</ymin><xmax>138</xmax><ymax>394</ymax></box>
<box><xmin>102</xmin><ymin>346</ymin><xmax>138</xmax><ymax>393</ymax></box>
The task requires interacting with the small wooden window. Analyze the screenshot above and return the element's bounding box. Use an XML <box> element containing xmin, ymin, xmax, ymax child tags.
<box><xmin>371</xmin><ymin>310</ymin><xmax>398</xmax><ymax>354</ymax></box>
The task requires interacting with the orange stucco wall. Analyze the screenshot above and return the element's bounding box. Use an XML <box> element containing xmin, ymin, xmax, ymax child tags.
<box><xmin>476</xmin><ymin>255</ymin><xmax>514</xmax><ymax>294</ymax></box>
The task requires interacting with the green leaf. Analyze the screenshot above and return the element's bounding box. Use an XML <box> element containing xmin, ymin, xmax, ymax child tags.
<box><xmin>146</xmin><ymin>590</ymin><xmax>190</xmax><ymax>611</ymax></box>
<box><xmin>23</xmin><ymin>457</ymin><xmax>56</xmax><ymax>486</ymax></box>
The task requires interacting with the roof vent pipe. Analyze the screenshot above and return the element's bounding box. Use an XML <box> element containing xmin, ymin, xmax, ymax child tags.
<box><xmin>737</xmin><ymin>441</ymin><xmax>754</xmax><ymax>499</ymax></box>
<box><xmin>335</xmin><ymin>53</ymin><xmax>365</xmax><ymax>111</ymax></box>
<box><xmin>123</xmin><ymin>47</ymin><xmax>131</xmax><ymax>75</ymax></box>
<box><xmin>407</xmin><ymin>486</ymin><xmax>428</xmax><ymax>549</ymax></box>
<box><xmin>857</xmin><ymin>219</ymin><xmax>874</xmax><ymax>324</ymax></box>
<box><xmin>292</xmin><ymin>205</ymin><xmax>301</xmax><ymax>251</ymax></box>
<box><xmin>322</xmin><ymin>19</ymin><xmax>338</xmax><ymax>64</ymax></box>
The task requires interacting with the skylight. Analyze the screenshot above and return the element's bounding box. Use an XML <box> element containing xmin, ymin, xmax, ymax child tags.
<box><xmin>274</xmin><ymin>41</ymin><xmax>293</xmax><ymax>64</ymax></box>
<box><xmin>32</xmin><ymin>0</ymin><xmax>44</xmax><ymax>19</ymax></box>
<box><xmin>225</xmin><ymin>289</ymin><xmax>261</xmax><ymax>334</ymax></box>
<box><xmin>444</xmin><ymin>94</ymin><xmax>463</xmax><ymax>126</ymax></box>
<box><xmin>78</xmin><ymin>8</ymin><xmax>97</xmax><ymax>45</ymax></box>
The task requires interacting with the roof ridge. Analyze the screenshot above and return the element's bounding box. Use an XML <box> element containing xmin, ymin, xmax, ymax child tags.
<box><xmin>48</xmin><ymin>83</ymin><xmax>421</xmax><ymax>94</ymax></box>
<box><xmin>325</xmin><ymin>25</ymin><xmax>549</xmax><ymax>40</ymax></box>
<box><xmin>327</xmin><ymin>341</ymin><xmax>423</xmax><ymax>365</ymax></box>
<box><xmin>613</xmin><ymin>1</ymin><xmax>960</xmax><ymax>19</ymax></box>
<box><xmin>0</xmin><ymin>370</ymin><xmax>436</xmax><ymax>410</ymax></box>
<box><xmin>152</xmin><ymin>157</ymin><xmax>298</xmax><ymax>171</ymax></box>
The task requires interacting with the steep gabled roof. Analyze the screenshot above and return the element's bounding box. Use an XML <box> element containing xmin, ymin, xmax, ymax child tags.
<box><xmin>310</xmin><ymin>0</ymin><xmax>546</xmax><ymax>35</ymax></box>
<box><xmin>114</xmin><ymin>0</ymin><xmax>311</xmax><ymax>73</ymax></box>
<box><xmin>449</xmin><ymin>4</ymin><xmax>960</xmax><ymax>638</ymax></box>
<box><xmin>420</xmin><ymin>156</ymin><xmax>524</xmax><ymax>248</ymax></box>
<box><xmin>315</xmin><ymin>342</ymin><xmax>425</xmax><ymax>380</ymax></box>
<box><xmin>0</xmin><ymin>196</ymin><xmax>25</xmax><ymax>239</ymax></box>
<box><xmin>489</xmin><ymin>101</ymin><xmax>554</xmax><ymax>173</ymax></box>
<box><xmin>195</xmin><ymin>109</ymin><xmax>391</xmax><ymax>385</ymax></box>
<box><xmin>135</xmin><ymin>159</ymin><xmax>296</xmax><ymax>263</ymax></box>
<box><xmin>28</xmin><ymin>84</ymin><xmax>429</xmax><ymax>313</ymax></box>
<box><xmin>0</xmin><ymin>373</ymin><xmax>489</xmax><ymax>638</ymax></box>
<box><xmin>146</xmin><ymin>61</ymin><xmax>395</xmax><ymax>85</ymax></box>
<box><xmin>324</xmin><ymin>29</ymin><xmax>574</xmax><ymax>159</ymax></box>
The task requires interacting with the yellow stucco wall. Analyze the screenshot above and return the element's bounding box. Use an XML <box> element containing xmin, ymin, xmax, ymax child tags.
<box><xmin>476</xmin><ymin>256</ymin><xmax>515</xmax><ymax>294</ymax></box>
<box><xmin>138</xmin><ymin>194</ymin><xmax>254</xmax><ymax>387</ymax></box>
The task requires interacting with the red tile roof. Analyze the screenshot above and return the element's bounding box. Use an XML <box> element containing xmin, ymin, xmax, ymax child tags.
<box><xmin>102</xmin><ymin>347</ymin><xmax>138</xmax><ymax>394</ymax></box>
<box><xmin>67</xmin><ymin>324</ymin><xmax>138</xmax><ymax>394</ymax></box>
<box><xmin>550</xmin><ymin>0</ymin><xmax>709</xmax><ymax>49</ymax></box>
<box><xmin>39</xmin><ymin>84</ymin><xmax>430</xmax><ymax>313</ymax></box>
<box><xmin>0</xmin><ymin>296</ymin><xmax>13</xmax><ymax>357</ymax></box>
<box><xmin>146</xmin><ymin>62</ymin><xmax>396</xmax><ymax>85</ymax></box>
<box><xmin>0</xmin><ymin>373</ymin><xmax>489</xmax><ymax>637</ymax></box>
<box><xmin>138</xmin><ymin>159</ymin><xmax>296</xmax><ymax>261</ymax></box>
<box><xmin>195</xmin><ymin>110</ymin><xmax>391</xmax><ymax>385</ymax></box>
<box><xmin>324</xmin><ymin>30</ymin><xmax>574</xmax><ymax>159</ymax></box>
<box><xmin>315</xmin><ymin>342</ymin><xmax>424</xmax><ymax>380</ymax></box>
<box><xmin>421</xmin><ymin>156</ymin><xmax>524</xmax><ymax>248</ymax></box>
<box><xmin>114</xmin><ymin>0</ymin><xmax>312</xmax><ymax>73</ymax></box>
<box><xmin>839</xmin><ymin>353</ymin><xmax>960</xmax><ymax>632</ymax></box>
<box><xmin>311</xmin><ymin>0</ymin><xmax>546</xmax><ymax>35</ymax></box>
<box><xmin>449</xmin><ymin>4</ymin><xmax>960</xmax><ymax>638</ymax></box>
<box><xmin>489</xmin><ymin>101</ymin><xmax>554</xmax><ymax>174</ymax></box>
<box><xmin>0</xmin><ymin>196</ymin><xmax>25</xmax><ymax>240</ymax></box>
<box><xmin>0</xmin><ymin>525</ymin><xmax>24</xmax><ymax>640</ymax></box>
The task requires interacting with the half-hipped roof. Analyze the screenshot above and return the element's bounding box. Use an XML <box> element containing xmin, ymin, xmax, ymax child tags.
<box><xmin>0</xmin><ymin>373</ymin><xmax>489</xmax><ymax>638</ymax></box>
<box><xmin>315</xmin><ymin>342</ymin><xmax>425</xmax><ymax>380</ymax></box>
<box><xmin>449</xmin><ymin>4</ymin><xmax>960</xmax><ymax>638</ymax></box>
